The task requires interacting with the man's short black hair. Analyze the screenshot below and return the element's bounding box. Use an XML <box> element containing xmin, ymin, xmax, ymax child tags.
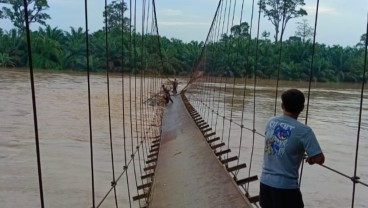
<box><xmin>281</xmin><ymin>89</ymin><xmax>305</xmax><ymax>114</ymax></box>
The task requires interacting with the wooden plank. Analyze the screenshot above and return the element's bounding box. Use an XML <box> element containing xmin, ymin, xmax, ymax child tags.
<box><xmin>152</xmin><ymin>139</ymin><xmax>160</xmax><ymax>144</ymax></box>
<box><xmin>151</xmin><ymin>143</ymin><xmax>160</xmax><ymax>148</ymax></box>
<box><xmin>192</xmin><ymin>114</ymin><xmax>202</xmax><ymax>121</ymax></box>
<box><xmin>137</xmin><ymin>182</ymin><xmax>152</xmax><ymax>190</ymax></box>
<box><xmin>215</xmin><ymin>149</ymin><xmax>231</xmax><ymax>156</ymax></box>
<box><xmin>201</xmin><ymin>128</ymin><xmax>212</xmax><ymax>133</ymax></box>
<box><xmin>211</xmin><ymin>142</ymin><xmax>225</xmax><ymax>149</ymax></box>
<box><xmin>207</xmin><ymin>137</ymin><xmax>220</xmax><ymax>143</ymax></box>
<box><xmin>133</xmin><ymin>192</ymin><xmax>150</xmax><ymax>201</ymax></box>
<box><xmin>227</xmin><ymin>163</ymin><xmax>247</xmax><ymax>172</ymax></box>
<box><xmin>144</xmin><ymin>165</ymin><xmax>156</xmax><ymax>171</ymax></box>
<box><xmin>150</xmin><ymin>148</ymin><xmax>159</xmax><ymax>153</ymax></box>
<box><xmin>194</xmin><ymin>118</ymin><xmax>204</xmax><ymax>123</ymax></box>
<box><xmin>198</xmin><ymin>124</ymin><xmax>209</xmax><ymax>129</ymax></box>
<box><xmin>204</xmin><ymin>132</ymin><xmax>216</xmax><ymax>138</ymax></box>
<box><xmin>236</xmin><ymin>175</ymin><xmax>259</xmax><ymax>186</ymax></box>
<box><xmin>248</xmin><ymin>195</ymin><xmax>260</xmax><ymax>203</ymax></box>
<box><xmin>196</xmin><ymin>120</ymin><xmax>205</xmax><ymax>125</ymax></box>
<box><xmin>148</xmin><ymin>152</ymin><xmax>159</xmax><ymax>158</ymax></box>
<box><xmin>146</xmin><ymin>158</ymin><xmax>157</xmax><ymax>164</ymax></box>
<box><xmin>220</xmin><ymin>156</ymin><xmax>238</xmax><ymax>164</ymax></box>
<box><xmin>141</xmin><ymin>172</ymin><xmax>154</xmax><ymax>179</ymax></box>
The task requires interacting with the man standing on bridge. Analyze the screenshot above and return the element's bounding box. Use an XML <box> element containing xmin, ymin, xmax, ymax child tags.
<box><xmin>260</xmin><ymin>89</ymin><xmax>325</xmax><ymax>208</ymax></box>
<box><xmin>172</xmin><ymin>78</ymin><xmax>178</xmax><ymax>95</ymax></box>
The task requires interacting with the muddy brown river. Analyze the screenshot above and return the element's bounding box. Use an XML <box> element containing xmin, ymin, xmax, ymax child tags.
<box><xmin>0</xmin><ymin>69</ymin><xmax>367</xmax><ymax>207</ymax></box>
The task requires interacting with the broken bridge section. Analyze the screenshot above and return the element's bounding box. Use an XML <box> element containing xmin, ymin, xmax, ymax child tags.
<box><xmin>148</xmin><ymin>94</ymin><xmax>253</xmax><ymax>208</ymax></box>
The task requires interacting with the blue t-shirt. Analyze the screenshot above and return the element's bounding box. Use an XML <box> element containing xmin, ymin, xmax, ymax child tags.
<box><xmin>260</xmin><ymin>115</ymin><xmax>322</xmax><ymax>189</ymax></box>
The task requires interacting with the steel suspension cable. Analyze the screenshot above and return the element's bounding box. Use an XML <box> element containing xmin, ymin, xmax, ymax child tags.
<box><xmin>183</xmin><ymin>0</ymin><xmax>223</xmax><ymax>90</ymax></box>
<box><xmin>121</xmin><ymin>1</ymin><xmax>132</xmax><ymax>207</ymax></box>
<box><xmin>140</xmin><ymin>0</ymin><xmax>148</xmax><ymax>172</ymax></box>
<box><xmin>22</xmin><ymin>0</ymin><xmax>45</xmax><ymax>207</ymax></box>
<box><xmin>214</xmin><ymin>76</ymin><xmax>224</xmax><ymax>133</ymax></box>
<box><xmin>203</xmin><ymin>52</ymin><xmax>211</xmax><ymax>122</ymax></box>
<box><xmin>206</xmin><ymin>19</ymin><xmax>217</xmax><ymax>128</ymax></box>
<box><xmin>273</xmin><ymin>1</ymin><xmax>287</xmax><ymax>116</ymax></box>
<box><xmin>220</xmin><ymin>0</ymin><xmax>230</xmax><ymax>147</ymax></box>
<box><xmin>104</xmin><ymin>0</ymin><xmax>119</xmax><ymax>206</ymax></box>
<box><xmin>235</xmin><ymin>0</ymin><xmax>247</xmax><ymax>176</ymax></box>
<box><xmin>132</xmin><ymin>0</ymin><xmax>145</xmax><ymax>192</ymax></box>
<box><xmin>225</xmin><ymin>0</ymin><xmax>238</xmax><ymax>158</ymax></box>
<box><xmin>351</xmin><ymin>14</ymin><xmax>368</xmax><ymax>208</ymax></box>
<box><xmin>247</xmin><ymin>0</ymin><xmax>263</xmax><ymax>192</ymax></box>
<box><xmin>128</xmin><ymin>0</ymin><xmax>140</xmax><ymax>206</ymax></box>
<box><xmin>213</xmin><ymin>1</ymin><xmax>226</xmax><ymax>133</ymax></box>
<box><xmin>83</xmin><ymin>0</ymin><xmax>96</xmax><ymax>206</ymax></box>
<box><xmin>208</xmin><ymin>6</ymin><xmax>224</xmax><ymax>130</ymax></box>
<box><xmin>152</xmin><ymin>0</ymin><xmax>167</xmax><ymax>79</ymax></box>
<box><xmin>299</xmin><ymin>0</ymin><xmax>320</xmax><ymax>187</ymax></box>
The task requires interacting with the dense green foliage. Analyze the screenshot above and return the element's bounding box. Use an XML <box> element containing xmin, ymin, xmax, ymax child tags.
<box><xmin>0</xmin><ymin>0</ymin><xmax>366</xmax><ymax>82</ymax></box>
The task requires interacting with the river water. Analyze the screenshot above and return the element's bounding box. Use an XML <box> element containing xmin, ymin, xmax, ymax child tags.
<box><xmin>0</xmin><ymin>69</ymin><xmax>367</xmax><ymax>207</ymax></box>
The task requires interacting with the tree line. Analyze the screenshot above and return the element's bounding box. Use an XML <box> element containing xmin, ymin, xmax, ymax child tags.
<box><xmin>0</xmin><ymin>0</ymin><xmax>366</xmax><ymax>82</ymax></box>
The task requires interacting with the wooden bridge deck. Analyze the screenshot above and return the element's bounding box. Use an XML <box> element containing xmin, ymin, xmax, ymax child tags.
<box><xmin>148</xmin><ymin>95</ymin><xmax>252</xmax><ymax>208</ymax></box>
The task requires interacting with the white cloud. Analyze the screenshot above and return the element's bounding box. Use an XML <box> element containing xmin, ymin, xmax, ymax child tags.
<box><xmin>304</xmin><ymin>5</ymin><xmax>339</xmax><ymax>16</ymax></box>
<box><xmin>159</xmin><ymin>21</ymin><xmax>209</xmax><ymax>26</ymax></box>
<box><xmin>163</xmin><ymin>9</ymin><xmax>183</xmax><ymax>16</ymax></box>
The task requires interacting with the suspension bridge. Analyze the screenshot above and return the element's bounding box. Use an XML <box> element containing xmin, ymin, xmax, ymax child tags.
<box><xmin>2</xmin><ymin>0</ymin><xmax>368</xmax><ymax>207</ymax></box>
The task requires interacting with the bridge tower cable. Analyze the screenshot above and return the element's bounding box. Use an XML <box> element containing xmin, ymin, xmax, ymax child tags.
<box><xmin>129</xmin><ymin>0</ymin><xmax>141</xmax><ymax>206</ymax></box>
<box><xmin>351</xmin><ymin>13</ymin><xmax>368</xmax><ymax>208</ymax></box>
<box><xmin>225</xmin><ymin>0</ymin><xmax>238</xmax><ymax>160</ymax></box>
<box><xmin>82</xmin><ymin>0</ymin><xmax>96</xmax><ymax>206</ymax></box>
<box><xmin>299</xmin><ymin>0</ymin><xmax>320</xmax><ymax>187</ymax></box>
<box><xmin>213</xmin><ymin>1</ymin><xmax>226</xmax><ymax>134</ymax></box>
<box><xmin>273</xmin><ymin>0</ymin><xmax>288</xmax><ymax>116</ymax></box>
<box><xmin>120</xmin><ymin>0</ymin><xmax>132</xmax><ymax>207</ymax></box>
<box><xmin>140</xmin><ymin>0</ymin><xmax>148</xmax><ymax>174</ymax></box>
<box><xmin>22</xmin><ymin>0</ymin><xmax>45</xmax><ymax>207</ymax></box>
<box><xmin>220</xmin><ymin>0</ymin><xmax>231</xmax><ymax>150</ymax></box>
<box><xmin>208</xmin><ymin>11</ymin><xmax>222</xmax><ymax>132</ymax></box>
<box><xmin>235</xmin><ymin>0</ymin><xmax>247</xmax><ymax>177</ymax></box>
<box><xmin>247</xmin><ymin>0</ymin><xmax>263</xmax><ymax>192</ymax></box>
<box><xmin>183</xmin><ymin>0</ymin><xmax>223</xmax><ymax>90</ymax></box>
<box><xmin>104</xmin><ymin>0</ymin><xmax>119</xmax><ymax>206</ymax></box>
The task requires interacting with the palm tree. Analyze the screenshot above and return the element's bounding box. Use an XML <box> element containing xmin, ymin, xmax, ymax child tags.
<box><xmin>64</xmin><ymin>27</ymin><xmax>86</xmax><ymax>70</ymax></box>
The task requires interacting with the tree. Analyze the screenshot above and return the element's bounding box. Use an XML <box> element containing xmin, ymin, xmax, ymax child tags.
<box><xmin>0</xmin><ymin>28</ymin><xmax>24</xmax><ymax>66</ymax></box>
<box><xmin>230</xmin><ymin>22</ymin><xmax>249</xmax><ymax>38</ymax></box>
<box><xmin>262</xmin><ymin>31</ymin><xmax>271</xmax><ymax>40</ymax></box>
<box><xmin>103</xmin><ymin>0</ymin><xmax>130</xmax><ymax>32</ymax></box>
<box><xmin>63</xmin><ymin>27</ymin><xmax>86</xmax><ymax>70</ymax></box>
<box><xmin>31</xmin><ymin>26</ymin><xmax>63</xmax><ymax>69</ymax></box>
<box><xmin>260</xmin><ymin>0</ymin><xmax>307</xmax><ymax>42</ymax></box>
<box><xmin>356</xmin><ymin>33</ymin><xmax>367</xmax><ymax>48</ymax></box>
<box><xmin>295</xmin><ymin>19</ymin><xmax>313</xmax><ymax>43</ymax></box>
<box><xmin>0</xmin><ymin>0</ymin><xmax>50</xmax><ymax>30</ymax></box>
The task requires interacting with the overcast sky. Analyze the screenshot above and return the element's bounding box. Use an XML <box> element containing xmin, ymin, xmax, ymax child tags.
<box><xmin>0</xmin><ymin>0</ymin><xmax>367</xmax><ymax>46</ymax></box>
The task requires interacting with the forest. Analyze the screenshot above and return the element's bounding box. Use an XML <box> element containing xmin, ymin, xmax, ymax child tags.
<box><xmin>0</xmin><ymin>0</ymin><xmax>367</xmax><ymax>82</ymax></box>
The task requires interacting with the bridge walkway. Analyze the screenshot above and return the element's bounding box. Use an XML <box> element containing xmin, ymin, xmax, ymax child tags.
<box><xmin>148</xmin><ymin>94</ymin><xmax>253</xmax><ymax>208</ymax></box>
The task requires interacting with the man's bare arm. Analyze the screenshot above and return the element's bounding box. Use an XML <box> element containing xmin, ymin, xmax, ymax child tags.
<box><xmin>306</xmin><ymin>153</ymin><xmax>325</xmax><ymax>165</ymax></box>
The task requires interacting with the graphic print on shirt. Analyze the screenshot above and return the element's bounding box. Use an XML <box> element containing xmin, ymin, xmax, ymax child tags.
<box><xmin>265</xmin><ymin>121</ymin><xmax>294</xmax><ymax>156</ymax></box>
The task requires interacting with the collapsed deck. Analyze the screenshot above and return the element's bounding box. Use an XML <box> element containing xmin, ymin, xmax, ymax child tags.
<box><xmin>148</xmin><ymin>95</ymin><xmax>252</xmax><ymax>208</ymax></box>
